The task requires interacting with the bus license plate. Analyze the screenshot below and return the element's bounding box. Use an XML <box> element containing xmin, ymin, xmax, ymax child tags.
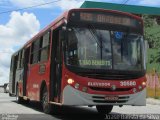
<box><xmin>105</xmin><ymin>96</ymin><xmax>119</xmax><ymax>101</ymax></box>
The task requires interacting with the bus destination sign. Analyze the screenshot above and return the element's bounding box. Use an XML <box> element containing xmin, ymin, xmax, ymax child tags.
<box><xmin>79</xmin><ymin>12</ymin><xmax>138</xmax><ymax>27</ymax></box>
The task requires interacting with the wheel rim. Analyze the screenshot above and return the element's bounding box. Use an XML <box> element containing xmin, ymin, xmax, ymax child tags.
<box><xmin>42</xmin><ymin>92</ymin><xmax>49</xmax><ymax>111</ymax></box>
<box><xmin>16</xmin><ymin>88</ymin><xmax>19</xmax><ymax>101</ymax></box>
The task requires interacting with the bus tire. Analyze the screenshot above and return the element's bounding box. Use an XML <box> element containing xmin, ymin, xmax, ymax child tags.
<box><xmin>9</xmin><ymin>93</ymin><xmax>12</xmax><ymax>96</ymax></box>
<box><xmin>42</xmin><ymin>87</ymin><xmax>52</xmax><ymax>114</ymax></box>
<box><xmin>96</xmin><ymin>105</ymin><xmax>113</xmax><ymax>115</ymax></box>
<box><xmin>23</xmin><ymin>99</ymin><xmax>30</xmax><ymax>104</ymax></box>
<box><xmin>16</xmin><ymin>86</ymin><xmax>23</xmax><ymax>104</ymax></box>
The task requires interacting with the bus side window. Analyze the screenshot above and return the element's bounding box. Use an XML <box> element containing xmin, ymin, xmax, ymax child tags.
<box><xmin>17</xmin><ymin>51</ymin><xmax>23</xmax><ymax>69</ymax></box>
<box><xmin>40</xmin><ymin>31</ymin><xmax>50</xmax><ymax>62</ymax></box>
<box><xmin>10</xmin><ymin>57</ymin><xmax>14</xmax><ymax>71</ymax></box>
<box><xmin>31</xmin><ymin>38</ymin><xmax>41</xmax><ymax>64</ymax></box>
<box><xmin>21</xmin><ymin>50</ymin><xmax>24</xmax><ymax>68</ymax></box>
<box><xmin>30</xmin><ymin>31</ymin><xmax>50</xmax><ymax>64</ymax></box>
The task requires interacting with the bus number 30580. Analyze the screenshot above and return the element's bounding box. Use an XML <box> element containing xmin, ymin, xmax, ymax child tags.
<box><xmin>120</xmin><ymin>81</ymin><xmax>136</xmax><ymax>86</ymax></box>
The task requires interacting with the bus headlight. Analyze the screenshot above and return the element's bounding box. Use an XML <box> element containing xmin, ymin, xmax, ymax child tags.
<box><xmin>142</xmin><ymin>82</ymin><xmax>146</xmax><ymax>86</ymax></box>
<box><xmin>67</xmin><ymin>78</ymin><xmax>74</xmax><ymax>85</ymax></box>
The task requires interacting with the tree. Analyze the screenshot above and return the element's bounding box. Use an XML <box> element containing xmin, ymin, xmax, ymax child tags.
<box><xmin>143</xmin><ymin>15</ymin><xmax>160</xmax><ymax>48</ymax></box>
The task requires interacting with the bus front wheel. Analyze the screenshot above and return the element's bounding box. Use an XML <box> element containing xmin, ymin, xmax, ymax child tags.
<box><xmin>96</xmin><ymin>105</ymin><xmax>113</xmax><ymax>115</ymax></box>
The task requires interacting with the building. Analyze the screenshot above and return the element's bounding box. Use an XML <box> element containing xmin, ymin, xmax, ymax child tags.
<box><xmin>81</xmin><ymin>1</ymin><xmax>160</xmax><ymax>24</ymax></box>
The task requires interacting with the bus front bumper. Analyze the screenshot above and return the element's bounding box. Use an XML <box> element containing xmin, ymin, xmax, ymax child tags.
<box><xmin>62</xmin><ymin>85</ymin><xmax>146</xmax><ymax>106</ymax></box>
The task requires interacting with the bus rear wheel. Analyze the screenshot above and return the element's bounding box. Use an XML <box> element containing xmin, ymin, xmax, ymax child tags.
<box><xmin>96</xmin><ymin>105</ymin><xmax>113</xmax><ymax>115</ymax></box>
<box><xmin>16</xmin><ymin>86</ymin><xmax>23</xmax><ymax>104</ymax></box>
<box><xmin>42</xmin><ymin>87</ymin><xmax>52</xmax><ymax>114</ymax></box>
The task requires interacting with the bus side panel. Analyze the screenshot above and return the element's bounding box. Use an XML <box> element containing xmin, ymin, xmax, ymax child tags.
<box><xmin>27</xmin><ymin>65</ymin><xmax>39</xmax><ymax>100</ymax></box>
<box><xmin>26</xmin><ymin>63</ymin><xmax>50</xmax><ymax>101</ymax></box>
<box><xmin>15</xmin><ymin>69</ymin><xmax>23</xmax><ymax>96</ymax></box>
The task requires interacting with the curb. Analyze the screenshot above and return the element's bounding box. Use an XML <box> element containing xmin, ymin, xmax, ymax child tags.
<box><xmin>146</xmin><ymin>98</ymin><xmax>160</xmax><ymax>105</ymax></box>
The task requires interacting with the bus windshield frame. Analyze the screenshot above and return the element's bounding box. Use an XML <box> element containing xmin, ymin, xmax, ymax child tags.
<box><xmin>65</xmin><ymin>26</ymin><xmax>144</xmax><ymax>72</ymax></box>
<box><xmin>63</xmin><ymin>10</ymin><xmax>145</xmax><ymax>76</ymax></box>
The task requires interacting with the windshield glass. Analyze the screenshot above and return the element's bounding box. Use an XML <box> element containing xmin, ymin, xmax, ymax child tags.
<box><xmin>66</xmin><ymin>27</ymin><xmax>143</xmax><ymax>71</ymax></box>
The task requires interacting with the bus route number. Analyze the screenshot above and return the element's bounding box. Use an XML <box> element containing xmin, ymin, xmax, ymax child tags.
<box><xmin>120</xmin><ymin>81</ymin><xmax>136</xmax><ymax>86</ymax></box>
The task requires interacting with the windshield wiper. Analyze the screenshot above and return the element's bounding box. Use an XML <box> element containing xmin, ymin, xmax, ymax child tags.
<box><xmin>87</xmin><ymin>26</ymin><xmax>102</xmax><ymax>49</ymax></box>
<box><xmin>88</xmin><ymin>25</ymin><xmax>104</xmax><ymax>48</ymax></box>
<box><xmin>88</xmin><ymin>25</ymin><xmax>104</xmax><ymax>59</ymax></box>
<box><xmin>73</xmin><ymin>26</ymin><xmax>102</xmax><ymax>52</ymax></box>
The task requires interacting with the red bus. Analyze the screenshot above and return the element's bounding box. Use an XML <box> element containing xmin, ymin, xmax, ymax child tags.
<box><xmin>9</xmin><ymin>8</ymin><xmax>146</xmax><ymax>115</ymax></box>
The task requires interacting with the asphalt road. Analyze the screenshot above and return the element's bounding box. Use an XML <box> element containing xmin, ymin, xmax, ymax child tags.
<box><xmin>0</xmin><ymin>87</ymin><xmax>4</xmax><ymax>93</ymax></box>
<box><xmin>0</xmin><ymin>92</ymin><xmax>160</xmax><ymax>120</ymax></box>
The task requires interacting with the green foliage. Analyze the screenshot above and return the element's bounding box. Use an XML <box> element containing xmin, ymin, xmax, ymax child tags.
<box><xmin>154</xmin><ymin>96</ymin><xmax>160</xmax><ymax>99</ymax></box>
<box><xmin>147</xmin><ymin>49</ymin><xmax>160</xmax><ymax>73</ymax></box>
<box><xmin>143</xmin><ymin>15</ymin><xmax>160</xmax><ymax>48</ymax></box>
<box><xmin>143</xmin><ymin>15</ymin><xmax>155</xmax><ymax>28</ymax></box>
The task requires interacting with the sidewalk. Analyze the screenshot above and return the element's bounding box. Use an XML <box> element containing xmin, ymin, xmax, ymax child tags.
<box><xmin>146</xmin><ymin>98</ymin><xmax>160</xmax><ymax>105</ymax></box>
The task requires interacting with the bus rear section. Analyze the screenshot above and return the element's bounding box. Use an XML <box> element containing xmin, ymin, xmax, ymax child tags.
<box><xmin>9</xmin><ymin>8</ymin><xmax>146</xmax><ymax>115</ymax></box>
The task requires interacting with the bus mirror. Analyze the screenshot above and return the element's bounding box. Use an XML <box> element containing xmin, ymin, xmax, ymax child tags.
<box><xmin>62</xmin><ymin>26</ymin><xmax>67</xmax><ymax>31</ymax></box>
<box><xmin>64</xmin><ymin>19</ymin><xmax>67</xmax><ymax>24</ymax></box>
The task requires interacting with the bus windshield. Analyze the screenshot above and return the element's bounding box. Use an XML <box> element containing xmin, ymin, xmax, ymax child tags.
<box><xmin>66</xmin><ymin>27</ymin><xmax>144</xmax><ymax>71</ymax></box>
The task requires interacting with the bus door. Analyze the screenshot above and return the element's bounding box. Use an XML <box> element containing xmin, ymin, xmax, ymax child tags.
<box><xmin>23</xmin><ymin>47</ymin><xmax>30</xmax><ymax>96</ymax></box>
<box><xmin>50</xmin><ymin>30</ymin><xmax>62</xmax><ymax>103</ymax></box>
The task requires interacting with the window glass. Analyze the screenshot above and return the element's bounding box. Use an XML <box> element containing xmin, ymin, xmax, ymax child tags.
<box><xmin>21</xmin><ymin>59</ymin><xmax>24</xmax><ymax>68</ymax></box>
<box><xmin>18</xmin><ymin>51</ymin><xmax>22</xmax><ymax>61</ymax></box>
<box><xmin>40</xmin><ymin>47</ymin><xmax>49</xmax><ymax>61</ymax></box>
<box><xmin>17</xmin><ymin>61</ymin><xmax>20</xmax><ymax>69</ymax></box>
<box><xmin>10</xmin><ymin>58</ymin><xmax>13</xmax><ymax>71</ymax></box>
<box><xmin>32</xmin><ymin>52</ymin><xmax>39</xmax><ymax>64</ymax></box>
<box><xmin>66</xmin><ymin>27</ymin><xmax>143</xmax><ymax>71</ymax></box>
<box><xmin>40</xmin><ymin>32</ymin><xmax>50</xmax><ymax>62</ymax></box>
<box><xmin>30</xmin><ymin>32</ymin><xmax>50</xmax><ymax>64</ymax></box>
<box><xmin>33</xmin><ymin>39</ymin><xmax>41</xmax><ymax>52</ymax></box>
<box><xmin>67</xmin><ymin>28</ymin><xmax>112</xmax><ymax>69</ymax></box>
<box><xmin>42</xmin><ymin>32</ymin><xmax>50</xmax><ymax>47</ymax></box>
<box><xmin>22</xmin><ymin>50</ymin><xmax>24</xmax><ymax>58</ymax></box>
<box><xmin>17</xmin><ymin>51</ymin><xmax>23</xmax><ymax>69</ymax></box>
<box><xmin>112</xmin><ymin>33</ymin><xmax>142</xmax><ymax>70</ymax></box>
<box><xmin>31</xmin><ymin>38</ymin><xmax>41</xmax><ymax>64</ymax></box>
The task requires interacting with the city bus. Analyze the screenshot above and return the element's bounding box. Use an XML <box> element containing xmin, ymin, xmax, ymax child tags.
<box><xmin>9</xmin><ymin>8</ymin><xmax>146</xmax><ymax>115</ymax></box>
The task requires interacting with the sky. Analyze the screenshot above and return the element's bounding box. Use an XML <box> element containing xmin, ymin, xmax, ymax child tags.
<box><xmin>0</xmin><ymin>0</ymin><xmax>160</xmax><ymax>85</ymax></box>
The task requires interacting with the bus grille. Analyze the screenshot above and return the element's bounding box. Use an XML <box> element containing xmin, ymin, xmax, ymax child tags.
<box><xmin>93</xmin><ymin>100</ymin><xmax>128</xmax><ymax>103</ymax></box>
<box><xmin>90</xmin><ymin>87</ymin><xmax>132</xmax><ymax>92</ymax></box>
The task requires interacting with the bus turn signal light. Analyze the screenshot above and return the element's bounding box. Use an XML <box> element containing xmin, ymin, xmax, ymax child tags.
<box><xmin>67</xmin><ymin>78</ymin><xmax>74</xmax><ymax>85</ymax></box>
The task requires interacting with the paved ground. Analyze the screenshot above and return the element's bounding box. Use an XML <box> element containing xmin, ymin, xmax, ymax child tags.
<box><xmin>0</xmin><ymin>93</ymin><xmax>160</xmax><ymax>120</ymax></box>
<box><xmin>0</xmin><ymin>87</ymin><xmax>4</xmax><ymax>93</ymax></box>
<box><xmin>147</xmin><ymin>98</ymin><xmax>160</xmax><ymax>105</ymax></box>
